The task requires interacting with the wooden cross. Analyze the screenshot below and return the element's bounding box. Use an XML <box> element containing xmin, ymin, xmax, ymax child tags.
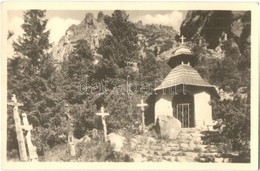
<box><xmin>96</xmin><ymin>107</ymin><xmax>109</xmax><ymax>141</ymax></box>
<box><xmin>21</xmin><ymin>113</ymin><xmax>38</xmax><ymax>161</ymax></box>
<box><xmin>8</xmin><ymin>94</ymin><xmax>23</xmax><ymax>108</ymax></box>
<box><xmin>137</xmin><ymin>99</ymin><xmax>148</xmax><ymax>133</ymax></box>
<box><xmin>8</xmin><ymin>94</ymin><xmax>27</xmax><ymax>161</ymax></box>
<box><xmin>21</xmin><ymin>113</ymin><xmax>32</xmax><ymax>131</ymax></box>
<box><xmin>64</xmin><ymin>103</ymin><xmax>76</xmax><ymax>158</ymax></box>
<box><xmin>180</xmin><ymin>35</ymin><xmax>186</xmax><ymax>44</ymax></box>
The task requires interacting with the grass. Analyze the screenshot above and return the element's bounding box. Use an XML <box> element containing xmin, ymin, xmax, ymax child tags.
<box><xmin>76</xmin><ymin>139</ymin><xmax>132</xmax><ymax>162</ymax></box>
<box><xmin>44</xmin><ymin>143</ymin><xmax>70</xmax><ymax>162</ymax></box>
<box><xmin>42</xmin><ymin>132</ymin><xmax>133</xmax><ymax>162</ymax></box>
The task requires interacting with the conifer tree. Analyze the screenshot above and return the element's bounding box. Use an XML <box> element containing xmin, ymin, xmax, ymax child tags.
<box><xmin>13</xmin><ymin>10</ymin><xmax>52</xmax><ymax>75</ymax></box>
<box><xmin>7</xmin><ymin>10</ymin><xmax>56</xmax><ymax>156</ymax></box>
<box><xmin>97</xmin><ymin>10</ymin><xmax>139</xmax><ymax>79</ymax></box>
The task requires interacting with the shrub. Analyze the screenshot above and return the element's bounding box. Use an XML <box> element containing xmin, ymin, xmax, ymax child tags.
<box><xmin>7</xmin><ymin>149</ymin><xmax>19</xmax><ymax>160</ymax></box>
<box><xmin>44</xmin><ymin>143</ymin><xmax>70</xmax><ymax>162</ymax></box>
<box><xmin>76</xmin><ymin>139</ymin><xmax>132</xmax><ymax>162</ymax></box>
<box><xmin>212</xmin><ymin>98</ymin><xmax>250</xmax><ymax>162</ymax></box>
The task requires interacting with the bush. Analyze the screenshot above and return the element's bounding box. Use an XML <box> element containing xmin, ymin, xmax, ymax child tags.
<box><xmin>212</xmin><ymin>98</ymin><xmax>250</xmax><ymax>161</ymax></box>
<box><xmin>44</xmin><ymin>143</ymin><xmax>70</xmax><ymax>162</ymax></box>
<box><xmin>76</xmin><ymin>139</ymin><xmax>132</xmax><ymax>162</ymax></box>
<box><xmin>7</xmin><ymin>149</ymin><xmax>19</xmax><ymax>160</ymax></box>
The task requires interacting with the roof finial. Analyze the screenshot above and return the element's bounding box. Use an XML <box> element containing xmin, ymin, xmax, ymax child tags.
<box><xmin>180</xmin><ymin>35</ymin><xmax>186</xmax><ymax>44</ymax></box>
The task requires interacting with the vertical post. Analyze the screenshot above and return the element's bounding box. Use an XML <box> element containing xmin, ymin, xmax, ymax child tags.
<box><xmin>21</xmin><ymin>113</ymin><xmax>38</xmax><ymax>162</ymax></box>
<box><xmin>8</xmin><ymin>94</ymin><xmax>27</xmax><ymax>161</ymax></box>
<box><xmin>102</xmin><ymin>116</ymin><xmax>108</xmax><ymax>142</ymax></box>
<box><xmin>224</xmin><ymin>33</ymin><xmax>227</xmax><ymax>41</ymax></box>
<box><xmin>183</xmin><ymin>83</ymin><xmax>186</xmax><ymax>95</ymax></box>
<box><xmin>199</xmin><ymin>38</ymin><xmax>202</xmax><ymax>46</ymax></box>
<box><xmin>96</xmin><ymin>107</ymin><xmax>109</xmax><ymax>142</ymax></box>
<box><xmin>65</xmin><ymin>104</ymin><xmax>76</xmax><ymax>158</ymax></box>
<box><xmin>137</xmin><ymin>99</ymin><xmax>148</xmax><ymax>134</ymax></box>
<box><xmin>141</xmin><ymin>110</ymin><xmax>145</xmax><ymax>133</ymax></box>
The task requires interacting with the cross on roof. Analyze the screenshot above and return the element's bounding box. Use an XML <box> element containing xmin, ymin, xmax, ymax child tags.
<box><xmin>8</xmin><ymin>94</ymin><xmax>23</xmax><ymax>107</ymax></box>
<box><xmin>180</xmin><ymin>35</ymin><xmax>186</xmax><ymax>44</ymax></box>
<box><xmin>96</xmin><ymin>106</ymin><xmax>109</xmax><ymax>118</ymax></box>
<box><xmin>137</xmin><ymin>99</ymin><xmax>148</xmax><ymax>111</ymax></box>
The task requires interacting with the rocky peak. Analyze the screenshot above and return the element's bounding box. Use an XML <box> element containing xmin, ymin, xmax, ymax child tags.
<box><xmin>52</xmin><ymin>12</ymin><xmax>110</xmax><ymax>62</ymax></box>
<box><xmin>83</xmin><ymin>13</ymin><xmax>95</xmax><ymax>25</ymax></box>
<box><xmin>97</xmin><ymin>11</ymin><xmax>105</xmax><ymax>23</ymax></box>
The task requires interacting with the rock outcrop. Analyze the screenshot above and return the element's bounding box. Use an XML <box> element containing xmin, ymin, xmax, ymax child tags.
<box><xmin>52</xmin><ymin>12</ymin><xmax>110</xmax><ymax>62</ymax></box>
<box><xmin>180</xmin><ymin>11</ymin><xmax>251</xmax><ymax>53</ymax></box>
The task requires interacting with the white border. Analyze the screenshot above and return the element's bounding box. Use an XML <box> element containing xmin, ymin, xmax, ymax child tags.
<box><xmin>1</xmin><ymin>1</ymin><xmax>259</xmax><ymax>170</ymax></box>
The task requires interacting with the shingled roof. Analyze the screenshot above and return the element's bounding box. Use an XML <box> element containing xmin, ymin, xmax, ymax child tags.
<box><xmin>173</xmin><ymin>47</ymin><xmax>193</xmax><ymax>56</ymax></box>
<box><xmin>154</xmin><ymin>64</ymin><xmax>216</xmax><ymax>91</ymax></box>
<box><xmin>167</xmin><ymin>46</ymin><xmax>195</xmax><ymax>68</ymax></box>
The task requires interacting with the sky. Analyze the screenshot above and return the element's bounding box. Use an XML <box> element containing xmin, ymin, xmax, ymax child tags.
<box><xmin>7</xmin><ymin>10</ymin><xmax>187</xmax><ymax>57</ymax></box>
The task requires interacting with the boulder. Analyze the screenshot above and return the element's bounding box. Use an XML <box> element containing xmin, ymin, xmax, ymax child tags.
<box><xmin>80</xmin><ymin>135</ymin><xmax>91</xmax><ymax>143</ymax></box>
<box><xmin>74</xmin><ymin>135</ymin><xmax>91</xmax><ymax>144</ymax></box>
<box><xmin>156</xmin><ymin>115</ymin><xmax>181</xmax><ymax>139</ymax></box>
<box><xmin>107</xmin><ymin>133</ymin><xmax>126</xmax><ymax>152</ymax></box>
<box><xmin>167</xmin><ymin>127</ymin><xmax>179</xmax><ymax>139</ymax></box>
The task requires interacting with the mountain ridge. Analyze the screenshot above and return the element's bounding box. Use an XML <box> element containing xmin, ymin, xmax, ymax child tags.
<box><xmin>51</xmin><ymin>12</ymin><xmax>179</xmax><ymax>63</ymax></box>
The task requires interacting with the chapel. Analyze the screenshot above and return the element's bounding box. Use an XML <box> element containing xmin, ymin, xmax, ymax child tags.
<box><xmin>153</xmin><ymin>36</ymin><xmax>219</xmax><ymax>128</ymax></box>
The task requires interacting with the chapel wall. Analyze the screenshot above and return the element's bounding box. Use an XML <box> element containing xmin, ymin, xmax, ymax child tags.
<box><xmin>194</xmin><ymin>91</ymin><xmax>213</xmax><ymax>128</ymax></box>
<box><xmin>154</xmin><ymin>93</ymin><xmax>173</xmax><ymax>123</ymax></box>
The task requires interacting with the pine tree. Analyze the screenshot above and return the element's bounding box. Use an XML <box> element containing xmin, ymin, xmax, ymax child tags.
<box><xmin>97</xmin><ymin>10</ymin><xmax>139</xmax><ymax>79</ymax></box>
<box><xmin>13</xmin><ymin>10</ymin><xmax>52</xmax><ymax>75</ymax></box>
<box><xmin>7</xmin><ymin>10</ymin><xmax>57</xmax><ymax>156</ymax></box>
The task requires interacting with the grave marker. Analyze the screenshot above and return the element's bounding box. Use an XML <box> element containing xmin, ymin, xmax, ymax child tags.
<box><xmin>96</xmin><ymin>107</ymin><xmax>109</xmax><ymax>141</ymax></box>
<box><xmin>7</xmin><ymin>94</ymin><xmax>27</xmax><ymax>161</ymax></box>
<box><xmin>137</xmin><ymin>99</ymin><xmax>148</xmax><ymax>133</ymax></box>
<box><xmin>65</xmin><ymin>104</ymin><xmax>76</xmax><ymax>157</ymax></box>
<box><xmin>21</xmin><ymin>113</ymin><xmax>38</xmax><ymax>161</ymax></box>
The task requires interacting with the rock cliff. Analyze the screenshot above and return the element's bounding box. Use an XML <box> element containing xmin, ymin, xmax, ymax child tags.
<box><xmin>52</xmin><ymin>12</ymin><xmax>110</xmax><ymax>62</ymax></box>
<box><xmin>180</xmin><ymin>11</ymin><xmax>251</xmax><ymax>54</ymax></box>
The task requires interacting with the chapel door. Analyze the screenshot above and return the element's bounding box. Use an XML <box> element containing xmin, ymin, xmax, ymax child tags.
<box><xmin>176</xmin><ymin>103</ymin><xmax>191</xmax><ymax>128</ymax></box>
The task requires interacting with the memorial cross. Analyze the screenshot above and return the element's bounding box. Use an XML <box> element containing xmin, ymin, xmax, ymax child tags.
<box><xmin>64</xmin><ymin>104</ymin><xmax>76</xmax><ymax>157</ymax></box>
<box><xmin>96</xmin><ymin>107</ymin><xmax>109</xmax><ymax>141</ymax></box>
<box><xmin>21</xmin><ymin>113</ymin><xmax>38</xmax><ymax>161</ymax></box>
<box><xmin>137</xmin><ymin>99</ymin><xmax>148</xmax><ymax>133</ymax></box>
<box><xmin>7</xmin><ymin>94</ymin><xmax>27</xmax><ymax>161</ymax></box>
